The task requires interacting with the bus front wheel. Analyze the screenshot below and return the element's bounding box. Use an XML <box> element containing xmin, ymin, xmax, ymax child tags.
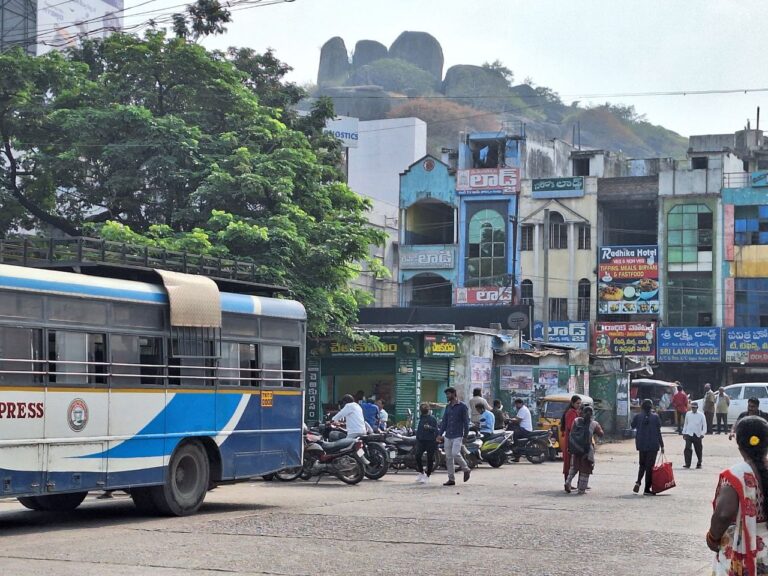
<box><xmin>151</xmin><ymin>441</ymin><xmax>210</xmax><ymax>516</ymax></box>
<box><xmin>18</xmin><ymin>492</ymin><xmax>87</xmax><ymax>512</ymax></box>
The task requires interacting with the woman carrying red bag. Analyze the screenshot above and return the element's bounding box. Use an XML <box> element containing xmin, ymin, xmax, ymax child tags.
<box><xmin>631</xmin><ymin>398</ymin><xmax>665</xmax><ymax>496</ymax></box>
<box><xmin>707</xmin><ymin>416</ymin><xmax>768</xmax><ymax>575</ymax></box>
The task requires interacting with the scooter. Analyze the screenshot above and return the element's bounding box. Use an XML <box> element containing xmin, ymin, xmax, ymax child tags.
<box><xmin>476</xmin><ymin>428</ymin><xmax>514</xmax><ymax>468</ymax></box>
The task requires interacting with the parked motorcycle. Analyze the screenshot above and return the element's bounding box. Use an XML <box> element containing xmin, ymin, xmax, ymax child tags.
<box><xmin>324</xmin><ymin>424</ymin><xmax>389</xmax><ymax>480</ymax></box>
<box><xmin>298</xmin><ymin>433</ymin><xmax>366</xmax><ymax>484</ymax></box>
<box><xmin>505</xmin><ymin>429</ymin><xmax>550</xmax><ymax>464</ymax></box>
<box><xmin>435</xmin><ymin>433</ymin><xmax>482</xmax><ymax>470</ymax></box>
<box><xmin>477</xmin><ymin>429</ymin><xmax>514</xmax><ymax>468</ymax></box>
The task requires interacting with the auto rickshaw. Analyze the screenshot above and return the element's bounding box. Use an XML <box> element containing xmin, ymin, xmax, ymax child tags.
<box><xmin>537</xmin><ymin>393</ymin><xmax>593</xmax><ymax>461</ymax></box>
<box><xmin>630</xmin><ymin>378</ymin><xmax>677</xmax><ymax>426</ymax></box>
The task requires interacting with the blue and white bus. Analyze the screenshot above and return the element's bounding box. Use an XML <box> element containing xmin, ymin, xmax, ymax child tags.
<box><xmin>0</xmin><ymin>263</ymin><xmax>305</xmax><ymax>515</ymax></box>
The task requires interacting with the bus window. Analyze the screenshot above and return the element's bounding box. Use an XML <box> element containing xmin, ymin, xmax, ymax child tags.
<box><xmin>219</xmin><ymin>343</ymin><xmax>259</xmax><ymax>386</ymax></box>
<box><xmin>0</xmin><ymin>326</ymin><xmax>43</xmax><ymax>385</ymax></box>
<box><xmin>111</xmin><ymin>334</ymin><xmax>163</xmax><ymax>386</ymax></box>
<box><xmin>260</xmin><ymin>318</ymin><xmax>299</xmax><ymax>342</ymax></box>
<box><xmin>282</xmin><ymin>346</ymin><xmax>301</xmax><ymax>388</ymax></box>
<box><xmin>112</xmin><ymin>303</ymin><xmax>164</xmax><ymax>330</ymax></box>
<box><xmin>261</xmin><ymin>345</ymin><xmax>282</xmax><ymax>387</ymax></box>
<box><xmin>168</xmin><ymin>338</ymin><xmax>215</xmax><ymax>387</ymax></box>
<box><xmin>48</xmin><ymin>331</ymin><xmax>107</xmax><ymax>385</ymax></box>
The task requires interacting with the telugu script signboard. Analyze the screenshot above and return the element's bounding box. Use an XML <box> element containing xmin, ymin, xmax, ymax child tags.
<box><xmin>593</xmin><ymin>322</ymin><xmax>656</xmax><ymax>358</ymax></box>
<box><xmin>656</xmin><ymin>327</ymin><xmax>722</xmax><ymax>363</ymax></box>
<box><xmin>423</xmin><ymin>334</ymin><xmax>463</xmax><ymax>358</ymax></box>
<box><xmin>531</xmin><ymin>177</ymin><xmax>585</xmax><ymax>199</ymax></box>
<box><xmin>310</xmin><ymin>335</ymin><xmax>418</xmax><ymax>358</ymax></box>
<box><xmin>532</xmin><ymin>321</ymin><xmax>589</xmax><ymax>349</ymax></box>
<box><xmin>598</xmin><ymin>245</ymin><xmax>659</xmax><ymax>315</ymax></box>
<box><xmin>725</xmin><ymin>328</ymin><xmax>768</xmax><ymax>363</ymax></box>
<box><xmin>399</xmin><ymin>247</ymin><xmax>455</xmax><ymax>270</ymax></box>
<box><xmin>456</xmin><ymin>168</ymin><xmax>520</xmax><ymax>194</ymax></box>
<box><xmin>455</xmin><ymin>286</ymin><xmax>515</xmax><ymax>305</ymax></box>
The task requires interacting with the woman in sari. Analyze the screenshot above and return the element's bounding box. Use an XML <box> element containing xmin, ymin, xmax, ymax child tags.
<box><xmin>708</xmin><ymin>415</ymin><xmax>768</xmax><ymax>575</ymax></box>
<box><xmin>564</xmin><ymin>404</ymin><xmax>604</xmax><ymax>494</ymax></box>
<box><xmin>560</xmin><ymin>395</ymin><xmax>582</xmax><ymax>486</ymax></box>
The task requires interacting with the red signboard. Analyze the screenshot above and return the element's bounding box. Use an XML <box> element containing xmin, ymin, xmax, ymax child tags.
<box><xmin>593</xmin><ymin>322</ymin><xmax>656</xmax><ymax>358</ymax></box>
<box><xmin>455</xmin><ymin>286</ymin><xmax>515</xmax><ymax>305</ymax></box>
<box><xmin>456</xmin><ymin>168</ymin><xmax>520</xmax><ymax>193</ymax></box>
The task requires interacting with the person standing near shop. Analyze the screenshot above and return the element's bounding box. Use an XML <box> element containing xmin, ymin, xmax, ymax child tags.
<box><xmin>682</xmin><ymin>402</ymin><xmax>706</xmax><ymax>469</ymax></box>
<box><xmin>672</xmin><ymin>384</ymin><xmax>689</xmax><ymax>434</ymax></box>
<box><xmin>438</xmin><ymin>387</ymin><xmax>471</xmax><ymax>486</ymax></box>
<box><xmin>715</xmin><ymin>387</ymin><xmax>731</xmax><ymax>434</ymax></box>
<box><xmin>468</xmin><ymin>388</ymin><xmax>490</xmax><ymax>426</ymax></box>
<box><xmin>703</xmin><ymin>383</ymin><xmax>716</xmax><ymax>435</ymax></box>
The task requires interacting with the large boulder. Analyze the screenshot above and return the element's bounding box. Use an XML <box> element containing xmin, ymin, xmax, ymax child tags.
<box><xmin>353</xmin><ymin>40</ymin><xmax>388</xmax><ymax>69</ymax></box>
<box><xmin>388</xmin><ymin>31</ymin><xmax>443</xmax><ymax>80</ymax></box>
<box><xmin>317</xmin><ymin>85</ymin><xmax>392</xmax><ymax>120</ymax></box>
<box><xmin>317</xmin><ymin>37</ymin><xmax>350</xmax><ymax>85</ymax></box>
<box><xmin>442</xmin><ymin>64</ymin><xmax>512</xmax><ymax>111</ymax></box>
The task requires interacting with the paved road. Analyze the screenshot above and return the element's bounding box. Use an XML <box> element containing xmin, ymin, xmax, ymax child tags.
<box><xmin>0</xmin><ymin>430</ymin><xmax>736</xmax><ymax>576</ymax></box>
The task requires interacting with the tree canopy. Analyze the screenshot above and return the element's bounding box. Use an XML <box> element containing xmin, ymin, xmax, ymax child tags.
<box><xmin>0</xmin><ymin>31</ymin><xmax>386</xmax><ymax>337</ymax></box>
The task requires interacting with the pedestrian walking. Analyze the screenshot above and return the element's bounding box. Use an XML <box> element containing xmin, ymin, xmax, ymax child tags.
<box><xmin>631</xmin><ymin>398</ymin><xmax>665</xmax><ymax>495</ymax></box>
<box><xmin>672</xmin><ymin>384</ymin><xmax>689</xmax><ymax>434</ymax></box>
<box><xmin>715</xmin><ymin>387</ymin><xmax>730</xmax><ymax>434</ymax></box>
<box><xmin>414</xmin><ymin>403</ymin><xmax>438</xmax><ymax>484</ymax></box>
<box><xmin>468</xmin><ymin>387</ymin><xmax>490</xmax><ymax>426</ymax></box>
<box><xmin>707</xmin><ymin>416</ymin><xmax>768</xmax><ymax>574</ymax></box>
<box><xmin>703</xmin><ymin>383</ymin><xmax>716</xmax><ymax>435</ymax></box>
<box><xmin>438</xmin><ymin>387</ymin><xmax>471</xmax><ymax>486</ymax></box>
<box><xmin>560</xmin><ymin>395</ymin><xmax>582</xmax><ymax>483</ymax></box>
<box><xmin>682</xmin><ymin>402</ymin><xmax>706</xmax><ymax>469</ymax></box>
<box><xmin>564</xmin><ymin>404</ymin><xmax>604</xmax><ymax>495</ymax></box>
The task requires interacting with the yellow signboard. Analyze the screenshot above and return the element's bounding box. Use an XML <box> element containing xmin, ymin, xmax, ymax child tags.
<box><xmin>261</xmin><ymin>391</ymin><xmax>274</xmax><ymax>408</ymax></box>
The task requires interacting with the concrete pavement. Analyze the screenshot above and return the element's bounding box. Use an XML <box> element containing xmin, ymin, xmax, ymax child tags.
<box><xmin>0</xmin><ymin>430</ymin><xmax>736</xmax><ymax>575</ymax></box>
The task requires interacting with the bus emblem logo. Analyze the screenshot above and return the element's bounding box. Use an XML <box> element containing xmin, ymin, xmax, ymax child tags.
<box><xmin>67</xmin><ymin>399</ymin><xmax>89</xmax><ymax>432</ymax></box>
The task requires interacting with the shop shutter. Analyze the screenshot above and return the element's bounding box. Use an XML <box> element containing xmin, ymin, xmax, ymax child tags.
<box><xmin>420</xmin><ymin>358</ymin><xmax>450</xmax><ymax>381</ymax></box>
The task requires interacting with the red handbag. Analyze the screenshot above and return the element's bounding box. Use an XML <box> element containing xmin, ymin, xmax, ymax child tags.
<box><xmin>651</xmin><ymin>453</ymin><xmax>676</xmax><ymax>494</ymax></box>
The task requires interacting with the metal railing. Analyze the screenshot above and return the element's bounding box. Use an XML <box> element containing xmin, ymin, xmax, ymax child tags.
<box><xmin>0</xmin><ymin>236</ymin><xmax>265</xmax><ymax>284</ymax></box>
<box><xmin>723</xmin><ymin>172</ymin><xmax>751</xmax><ymax>188</ymax></box>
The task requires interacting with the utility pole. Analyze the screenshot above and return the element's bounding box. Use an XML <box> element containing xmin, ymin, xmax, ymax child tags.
<box><xmin>543</xmin><ymin>209</ymin><xmax>550</xmax><ymax>342</ymax></box>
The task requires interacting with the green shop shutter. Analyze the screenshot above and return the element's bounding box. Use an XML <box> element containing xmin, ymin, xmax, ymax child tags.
<box><xmin>420</xmin><ymin>358</ymin><xmax>450</xmax><ymax>381</ymax></box>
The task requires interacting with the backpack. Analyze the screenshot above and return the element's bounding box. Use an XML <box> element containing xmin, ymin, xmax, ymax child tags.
<box><xmin>568</xmin><ymin>418</ymin><xmax>591</xmax><ymax>456</ymax></box>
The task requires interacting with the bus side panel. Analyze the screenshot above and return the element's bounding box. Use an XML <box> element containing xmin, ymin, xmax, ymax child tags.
<box><xmin>215</xmin><ymin>391</ymin><xmax>256</xmax><ymax>480</ymax></box>
<box><xmin>0</xmin><ymin>388</ymin><xmax>45</xmax><ymax>496</ymax></box>
<box><xmin>44</xmin><ymin>389</ymin><xmax>108</xmax><ymax>493</ymax></box>
<box><xmin>260</xmin><ymin>391</ymin><xmax>303</xmax><ymax>470</ymax></box>
<box><xmin>105</xmin><ymin>389</ymin><xmax>167</xmax><ymax>488</ymax></box>
<box><xmin>163</xmin><ymin>390</ymin><xmax>216</xmax><ymax>466</ymax></box>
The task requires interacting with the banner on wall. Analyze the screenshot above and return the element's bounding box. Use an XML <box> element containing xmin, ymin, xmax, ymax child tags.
<box><xmin>725</xmin><ymin>328</ymin><xmax>768</xmax><ymax>363</ymax></box>
<box><xmin>456</xmin><ymin>168</ymin><xmax>520</xmax><ymax>194</ymax></box>
<box><xmin>423</xmin><ymin>334</ymin><xmax>463</xmax><ymax>357</ymax></box>
<box><xmin>538</xmin><ymin>369</ymin><xmax>560</xmax><ymax>395</ymax></box>
<box><xmin>657</xmin><ymin>327</ymin><xmax>722</xmax><ymax>362</ymax></box>
<box><xmin>531</xmin><ymin>177</ymin><xmax>585</xmax><ymax>199</ymax></box>
<box><xmin>532</xmin><ymin>321</ymin><xmax>589</xmax><ymax>348</ymax></box>
<box><xmin>593</xmin><ymin>322</ymin><xmax>656</xmax><ymax>359</ymax></box>
<box><xmin>598</xmin><ymin>245</ymin><xmax>659</xmax><ymax>315</ymax></box>
<box><xmin>499</xmin><ymin>366</ymin><xmax>534</xmax><ymax>391</ymax></box>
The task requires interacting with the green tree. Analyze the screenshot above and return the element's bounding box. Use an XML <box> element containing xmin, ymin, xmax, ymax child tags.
<box><xmin>0</xmin><ymin>32</ymin><xmax>385</xmax><ymax>337</ymax></box>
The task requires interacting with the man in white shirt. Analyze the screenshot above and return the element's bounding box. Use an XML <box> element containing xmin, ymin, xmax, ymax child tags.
<box><xmin>507</xmin><ymin>398</ymin><xmax>534</xmax><ymax>462</ymax></box>
<box><xmin>682</xmin><ymin>402</ymin><xmax>706</xmax><ymax>469</ymax></box>
<box><xmin>468</xmin><ymin>388</ymin><xmax>491</xmax><ymax>426</ymax></box>
<box><xmin>332</xmin><ymin>395</ymin><xmax>367</xmax><ymax>438</ymax></box>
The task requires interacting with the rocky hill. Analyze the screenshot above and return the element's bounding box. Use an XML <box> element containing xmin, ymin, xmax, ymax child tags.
<box><xmin>314</xmin><ymin>31</ymin><xmax>687</xmax><ymax>158</ymax></box>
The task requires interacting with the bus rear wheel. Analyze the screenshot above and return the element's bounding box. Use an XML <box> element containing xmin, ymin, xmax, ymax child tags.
<box><xmin>151</xmin><ymin>440</ymin><xmax>210</xmax><ymax>516</ymax></box>
<box><xmin>18</xmin><ymin>492</ymin><xmax>87</xmax><ymax>512</ymax></box>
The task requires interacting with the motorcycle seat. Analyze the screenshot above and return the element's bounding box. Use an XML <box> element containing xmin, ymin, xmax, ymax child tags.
<box><xmin>390</xmin><ymin>435</ymin><xmax>417</xmax><ymax>446</ymax></box>
<box><xmin>320</xmin><ymin>438</ymin><xmax>356</xmax><ymax>453</ymax></box>
<box><xmin>485</xmin><ymin>432</ymin><xmax>510</xmax><ymax>442</ymax></box>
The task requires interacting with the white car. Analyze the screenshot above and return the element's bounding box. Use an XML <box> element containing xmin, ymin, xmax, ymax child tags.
<box><xmin>693</xmin><ymin>383</ymin><xmax>768</xmax><ymax>425</ymax></box>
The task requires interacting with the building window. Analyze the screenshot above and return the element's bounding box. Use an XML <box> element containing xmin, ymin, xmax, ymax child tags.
<box><xmin>549</xmin><ymin>212</ymin><xmax>567</xmax><ymax>250</ymax></box>
<box><xmin>549</xmin><ymin>298</ymin><xmax>568</xmax><ymax>321</ymax></box>
<box><xmin>577</xmin><ymin>279</ymin><xmax>591</xmax><ymax>321</ymax></box>
<box><xmin>736</xmin><ymin>278</ymin><xmax>768</xmax><ymax>327</ymax></box>
<box><xmin>735</xmin><ymin>205</ymin><xmax>768</xmax><ymax>246</ymax></box>
<box><xmin>691</xmin><ymin>156</ymin><xmax>709</xmax><ymax>170</ymax></box>
<box><xmin>668</xmin><ymin>274</ymin><xmax>713</xmax><ymax>327</ymax></box>
<box><xmin>520</xmin><ymin>224</ymin><xmax>534</xmax><ymax>251</ymax></box>
<box><xmin>521</xmin><ymin>279</ymin><xmax>533</xmax><ymax>307</ymax></box>
<box><xmin>573</xmin><ymin>158</ymin><xmax>590</xmax><ymax>176</ymax></box>
<box><xmin>465</xmin><ymin>208</ymin><xmax>506</xmax><ymax>286</ymax></box>
<box><xmin>577</xmin><ymin>224</ymin><xmax>591</xmax><ymax>250</ymax></box>
<box><xmin>667</xmin><ymin>204</ymin><xmax>712</xmax><ymax>270</ymax></box>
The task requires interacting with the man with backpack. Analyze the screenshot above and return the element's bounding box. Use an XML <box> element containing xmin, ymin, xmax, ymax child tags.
<box><xmin>564</xmin><ymin>404</ymin><xmax>604</xmax><ymax>495</ymax></box>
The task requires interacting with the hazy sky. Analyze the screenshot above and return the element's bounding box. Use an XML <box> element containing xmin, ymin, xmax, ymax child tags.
<box><xmin>125</xmin><ymin>0</ymin><xmax>768</xmax><ymax>137</ymax></box>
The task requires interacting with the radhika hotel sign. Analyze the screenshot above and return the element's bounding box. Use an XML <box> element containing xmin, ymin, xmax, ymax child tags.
<box><xmin>455</xmin><ymin>286</ymin><xmax>514</xmax><ymax>305</ymax></box>
<box><xmin>423</xmin><ymin>334</ymin><xmax>463</xmax><ymax>358</ymax></box>
<box><xmin>456</xmin><ymin>168</ymin><xmax>520</xmax><ymax>194</ymax></box>
<box><xmin>598</xmin><ymin>245</ymin><xmax>659</xmax><ymax>315</ymax></box>
<box><xmin>656</xmin><ymin>327</ymin><xmax>721</xmax><ymax>362</ymax></box>
<box><xmin>725</xmin><ymin>328</ymin><xmax>768</xmax><ymax>364</ymax></box>
<box><xmin>531</xmin><ymin>177</ymin><xmax>585</xmax><ymax>199</ymax></box>
<box><xmin>532</xmin><ymin>321</ymin><xmax>589</xmax><ymax>349</ymax></box>
<box><xmin>593</xmin><ymin>322</ymin><xmax>656</xmax><ymax>358</ymax></box>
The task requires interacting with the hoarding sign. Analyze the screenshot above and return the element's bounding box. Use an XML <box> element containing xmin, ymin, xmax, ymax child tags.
<box><xmin>531</xmin><ymin>177</ymin><xmax>585</xmax><ymax>199</ymax></box>
<box><xmin>323</xmin><ymin>116</ymin><xmax>359</xmax><ymax>148</ymax></box>
<box><xmin>725</xmin><ymin>328</ymin><xmax>768</xmax><ymax>363</ymax></box>
<box><xmin>656</xmin><ymin>327</ymin><xmax>722</xmax><ymax>363</ymax></box>
<box><xmin>37</xmin><ymin>0</ymin><xmax>124</xmax><ymax>55</ymax></box>
<box><xmin>455</xmin><ymin>286</ymin><xmax>515</xmax><ymax>305</ymax></box>
<box><xmin>532</xmin><ymin>321</ymin><xmax>589</xmax><ymax>349</ymax></box>
<box><xmin>423</xmin><ymin>334</ymin><xmax>463</xmax><ymax>358</ymax></box>
<box><xmin>310</xmin><ymin>335</ymin><xmax>418</xmax><ymax>358</ymax></box>
<box><xmin>399</xmin><ymin>246</ymin><xmax>454</xmax><ymax>270</ymax></box>
<box><xmin>598</xmin><ymin>245</ymin><xmax>659</xmax><ymax>315</ymax></box>
<box><xmin>456</xmin><ymin>168</ymin><xmax>519</xmax><ymax>194</ymax></box>
<box><xmin>593</xmin><ymin>322</ymin><xmax>656</xmax><ymax>358</ymax></box>
<box><xmin>751</xmin><ymin>171</ymin><xmax>768</xmax><ymax>188</ymax></box>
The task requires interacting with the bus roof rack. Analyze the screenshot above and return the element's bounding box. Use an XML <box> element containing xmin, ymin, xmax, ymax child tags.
<box><xmin>0</xmin><ymin>236</ymin><xmax>290</xmax><ymax>298</ymax></box>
